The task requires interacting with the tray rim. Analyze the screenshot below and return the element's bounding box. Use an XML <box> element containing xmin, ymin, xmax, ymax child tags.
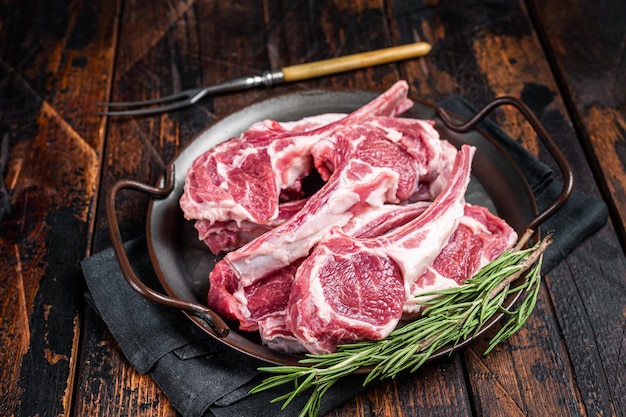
<box><xmin>143</xmin><ymin>88</ymin><xmax>541</xmax><ymax>367</ymax></box>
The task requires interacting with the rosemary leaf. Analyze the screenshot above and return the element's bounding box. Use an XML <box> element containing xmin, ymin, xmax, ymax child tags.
<box><xmin>251</xmin><ymin>232</ymin><xmax>551</xmax><ymax>417</ymax></box>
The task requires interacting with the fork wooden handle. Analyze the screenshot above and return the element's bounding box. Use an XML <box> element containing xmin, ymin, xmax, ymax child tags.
<box><xmin>281</xmin><ymin>42</ymin><xmax>432</xmax><ymax>82</ymax></box>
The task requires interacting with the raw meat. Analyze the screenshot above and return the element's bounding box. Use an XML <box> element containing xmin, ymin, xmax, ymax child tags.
<box><xmin>224</xmin><ymin>116</ymin><xmax>457</xmax><ymax>287</ymax></box>
<box><xmin>207</xmin><ymin>258</ymin><xmax>301</xmax><ymax>333</ymax></box>
<box><xmin>207</xmin><ymin>201</ymin><xmax>430</xmax><ymax>336</ymax></box>
<box><xmin>179</xmin><ymin>80</ymin><xmax>413</xmax><ymax>251</ymax></box>
<box><xmin>194</xmin><ymin>198</ymin><xmax>308</xmax><ymax>254</ymax></box>
<box><xmin>258</xmin><ymin>198</ymin><xmax>517</xmax><ymax>353</ymax></box>
<box><xmin>403</xmin><ymin>203</ymin><xmax>517</xmax><ymax>315</ymax></box>
<box><xmin>313</xmin><ymin>117</ymin><xmax>457</xmax><ymax>201</ymax></box>
<box><xmin>285</xmin><ymin>145</ymin><xmax>475</xmax><ymax>354</ymax></box>
<box><xmin>341</xmin><ymin>201</ymin><xmax>431</xmax><ymax>238</ymax></box>
<box><xmin>260</xmin><ymin>199</ymin><xmax>518</xmax><ymax>353</ymax></box>
<box><xmin>188</xmin><ymin>83</ymin><xmax>518</xmax><ymax>355</ymax></box>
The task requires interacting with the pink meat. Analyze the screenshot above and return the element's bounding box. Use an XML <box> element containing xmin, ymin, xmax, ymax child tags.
<box><xmin>207</xmin><ymin>259</ymin><xmax>301</xmax><ymax>332</ymax></box>
<box><xmin>261</xmin><ymin>200</ymin><xmax>518</xmax><ymax>352</ymax></box>
<box><xmin>313</xmin><ymin>117</ymin><xmax>457</xmax><ymax>201</ymax></box>
<box><xmin>340</xmin><ymin>201</ymin><xmax>431</xmax><ymax>238</ymax></box>
<box><xmin>194</xmin><ymin>198</ymin><xmax>308</xmax><ymax>254</ymax></box>
<box><xmin>285</xmin><ymin>145</ymin><xmax>475</xmax><ymax>354</ymax></box>
<box><xmin>224</xmin><ymin>117</ymin><xmax>456</xmax><ymax>287</ymax></box>
<box><xmin>403</xmin><ymin>203</ymin><xmax>517</xmax><ymax>315</ymax></box>
<box><xmin>207</xmin><ymin>202</ymin><xmax>430</xmax><ymax>337</ymax></box>
<box><xmin>179</xmin><ymin>81</ymin><xmax>413</xmax><ymax>236</ymax></box>
<box><xmin>254</xmin><ymin>202</ymin><xmax>431</xmax><ymax>352</ymax></box>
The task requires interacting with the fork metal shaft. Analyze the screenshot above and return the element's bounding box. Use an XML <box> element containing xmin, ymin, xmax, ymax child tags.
<box><xmin>98</xmin><ymin>42</ymin><xmax>431</xmax><ymax>116</ymax></box>
<box><xmin>189</xmin><ymin>69</ymin><xmax>285</xmax><ymax>104</ymax></box>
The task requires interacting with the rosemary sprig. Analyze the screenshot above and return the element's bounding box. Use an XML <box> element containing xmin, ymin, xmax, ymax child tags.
<box><xmin>250</xmin><ymin>231</ymin><xmax>552</xmax><ymax>417</ymax></box>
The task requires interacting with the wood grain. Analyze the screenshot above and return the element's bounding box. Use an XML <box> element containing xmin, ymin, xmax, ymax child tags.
<box><xmin>528</xmin><ymin>1</ymin><xmax>626</xmax><ymax>415</ymax></box>
<box><xmin>2</xmin><ymin>0</ymin><xmax>624</xmax><ymax>416</ymax></box>
<box><xmin>465</xmin><ymin>288</ymin><xmax>588</xmax><ymax>417</ymax></box>
<box><xmin>74</xmin><ymin>309</ymin><xmax>177</xmax><ymax>417</ymax></box>
<box><xmin>529</xmin><ymin>0</ymin><xmax>626</xmax><ymax>239</ymax></box>
<box><xmin>0</xmin><ymin>0</ymin><xmax>118</xmax><ymax>415</ymax></box>
<box><xmin>388</xmin><ymin>2</ymin><xmax>626</xmax><ymax>417</ymax></box>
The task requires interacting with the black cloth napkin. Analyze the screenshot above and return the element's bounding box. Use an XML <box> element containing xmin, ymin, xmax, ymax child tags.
<box><xmin>82</xmin><ymin>238</ymin><xmax>366</xmax><ymax>417</ymax></box>
<box><xmin>81</xmin><ymin>96</ymin><xmax>608</xmax><ymax>417</ymax></box>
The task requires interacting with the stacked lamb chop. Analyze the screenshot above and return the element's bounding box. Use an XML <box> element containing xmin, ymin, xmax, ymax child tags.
<box><xmin>180</xmin><ymin>81</ymin><xmax>517</xmax><ymax>354</ymax></box>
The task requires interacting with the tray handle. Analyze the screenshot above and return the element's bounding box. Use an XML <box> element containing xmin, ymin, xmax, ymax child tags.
<box><xmin>436</xmin><ymin>96</ymin><xmax>574</xmax><ymax>231</ymax></box>
<box><xmin>105</xmin><ymin>165</ymin><xmax>230</xmax><ymax>338</ymax></box>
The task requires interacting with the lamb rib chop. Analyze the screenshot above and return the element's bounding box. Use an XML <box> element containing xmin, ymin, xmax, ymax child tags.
<box><xmin>285</xmin><ymin>145</ymin><xmax>475</xmax><ymax>354</ymax></box>
<box><xmin>224</xmin><ymin>116</ymin><xmax>457</xmax><ymax>287</ymax></box>
<box><xmin>194</xmin><ymin>198</ymin><xmax>308</xmax><ymax>254</ymax></box>
<box><xmin>208</xmin><ymin>201</ymin><xmax>430</xmax><ymax>335</ymax></box>
<box><xmin>402</xmin><ymin>203</ymin><xmax>518</xmax><ymax>315</ymax></box>
<box><xmin>260</xmin><ymin>196</ymin><xmax>517</xmax><ymax>353</ymax></box>
<box><xmin>180</xmin><ymin>81</ymin><xmax>413</xmax><ymax>255</ymax></box>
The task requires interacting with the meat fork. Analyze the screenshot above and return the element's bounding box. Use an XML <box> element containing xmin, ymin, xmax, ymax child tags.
<box><xmin>96</xmin><ymin>42</ymin><xmax>431</xmax><ymax>116</ymax></box>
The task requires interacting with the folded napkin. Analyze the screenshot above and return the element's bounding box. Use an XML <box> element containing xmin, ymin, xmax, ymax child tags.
<box><xmin>81</xmin><ymin>96</ymin><xmax>608</xmax><ymax>417</ymax></box>
<box><xmin>82</xmin><ymin>238</ymin><xmax>367</xmax><ymax>417</ymax></box>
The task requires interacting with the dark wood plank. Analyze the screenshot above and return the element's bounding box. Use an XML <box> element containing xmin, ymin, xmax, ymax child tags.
<box><xmin>527</xmin><ymin>1</ymin><xmax>626</xmax><ymax>415</ymax></box>
<box><xmin>388</xmin><ymin>1</ymin><xmax>625</xmax><ymax>416</ymax></box>
<box><xmin>529</xmin><ymin>0</ymin><xmax>626</xmax><ymax>238</ymax></box>
<box><xmin>75</xmin><ymin>308</ymin><xmax>176</xmax><ymax>416</ymax></box>
<box><xmin>543</xmin><ymin>231</ymin><xmax>626</xmax><ymax>417</ymax></box>
<box><xmin>267</xmin><ymin>0</ymin><xmax>402</xmax><ymax>91</ymax></box>
<box><xmin>0</xmin><ymin>0</ymin><xmax>119</xmax><ymax>415</ymax></box>
<box><xmin>77</xmin><ymin>1</ymin><xmax>275</xmax><ymax>416</ymax></box>
<box><xmin>264</xmin><ymin>2</ymin><xmax>474</xmax><ymax>415</ymax></box>
<box><xmin>464</xmin><ymin>286</ymin><xmax>588</xmax><ymax>417</ymax></box>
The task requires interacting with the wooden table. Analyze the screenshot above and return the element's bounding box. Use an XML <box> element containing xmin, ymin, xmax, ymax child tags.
<box><xmin>1</xmin><ymin>0</ymin><xmax>624</xmax><ymax>416</ymax></box>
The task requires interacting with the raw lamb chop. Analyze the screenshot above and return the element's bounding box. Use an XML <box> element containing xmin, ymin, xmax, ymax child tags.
<box><xmin>286</xmin><ymin>145</ymin><xmax>475</xmax><ymax>354</ymax></box>
<box><xmin>403</xmin><ymin>203</ymin><xmax>517</xmax><ymax>315</ymax></box>
<box><xmin>194</xmin><ymin>198</ymin><xmax>308</xmax><ymax>254</ymax></box>
<box><xmin>312</xmin><ymin>116</ymin><xmax>457</xmax><ymax>201</ymax></box>
<box><xmin>179</xmin><ymin>80</ymin><xmax>413</xmax><ymax>252</ymax></box>
<box><xmin>208</xmin><ymin>201</ymin><xmax>431</xmax><ymax>334</ymax></box>
<box><xmin>262</xmin><ymin>192</ymin><xmax>517</xmax><ymax>353</ymax></box>
<box><xmin>255</xmin><ymin>202</ymin><xmax>435</xmax><ymax>353</ymax></box>
<box><xmin>224</xmin><ymin>116</ymin><xmax>457</xmax><ymax>287</ymax></box>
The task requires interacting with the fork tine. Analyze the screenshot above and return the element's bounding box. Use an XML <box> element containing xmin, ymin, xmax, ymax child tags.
<box><xmin>96</xmin><ymin>76</ymin><xmax>270</xmax><ymax>116</ymax></box>
<box><xmin>95</xmin><ymin>87</ymin><xmax>203</xmax><ymax>109</ymax></box>
<box><xmin>96</xmin><ymin>99</ymin><xmax>195</xmax><ymax>116</ymax></box>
